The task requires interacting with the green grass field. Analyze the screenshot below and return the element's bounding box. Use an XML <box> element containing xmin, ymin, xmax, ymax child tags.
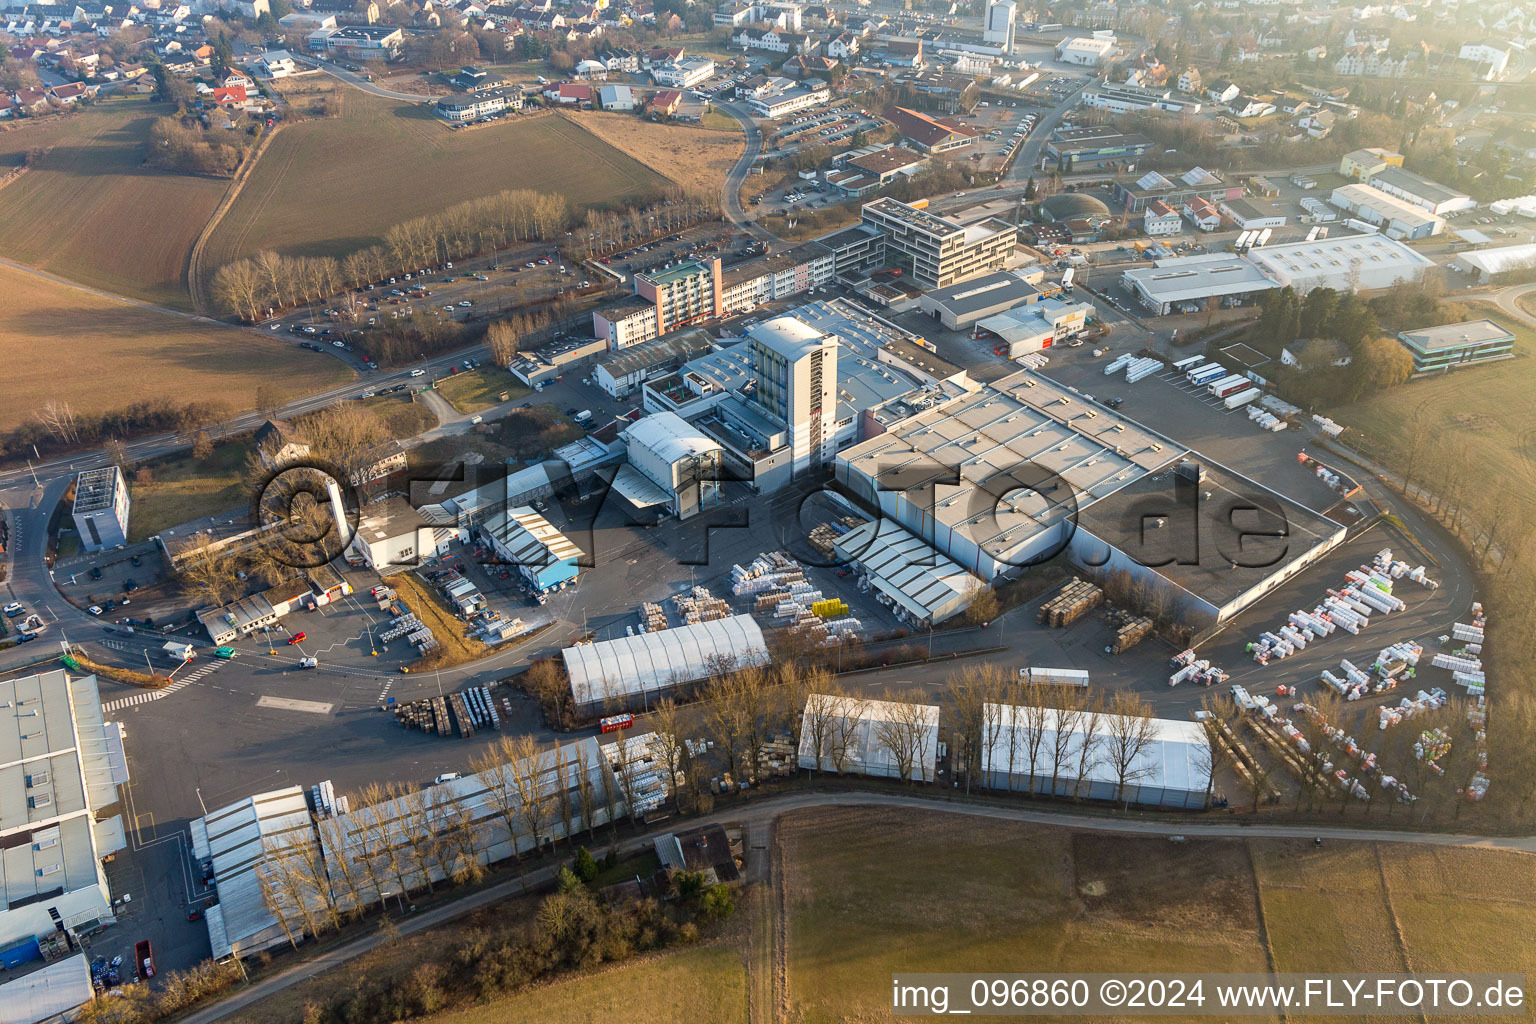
<box><xmin>0</xmin><ymin>264</ymin><xmax>348</xmax><ymax>434</ymax></box>
<box><xmin>435</xmin><ymin>368</ymin><xmax>527</xmax><ymax>413</ymax></box>
<box><xmin>0</xmin><ymin>97</ymin><xmax>229</xmax><ymax>307</ymax></box>
<box><xmin>1335</xmin><ymin>299</ymin><xmax>1536</xmax><ymax>522</ymax></box>
<box><xmin>127</xmin><ymin>438</ymin><xmax>258</xmax><ymax>542</ymax></box>
<box><xmin>200</xmin><ymin>100</ymin><xmax>671</xmax><ymax>278</ymax></box>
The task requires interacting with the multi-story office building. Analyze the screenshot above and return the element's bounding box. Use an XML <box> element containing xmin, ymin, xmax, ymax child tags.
<box><xmin>636</xmin><ymin>258</ymin><xmax>724</xmax><ymax>334</ymax></box>
<box><xmin>749</xmin><ymin>317</ymin><xmax>839</xmax><ymax>475</ymax></box>
<box><xmin>860</xmin><ymin>198</ymin><xmax>1017</xmax><ymax>289</ymax></box>
<box><xmin>72</xmin><ymin>466</ymin><xmax>129</xmax><ymax>551</ymax></box>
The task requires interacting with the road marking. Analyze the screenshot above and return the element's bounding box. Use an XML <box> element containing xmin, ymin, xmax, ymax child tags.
<box><xmin>256</xmin><ymin>695</ymin><xmax>335</xmax><ymax>715</ymax></box>
<box><xmin>101</xmin><ymin>663</ymin><xmax>220</xmax><ymax>713</ymax></box>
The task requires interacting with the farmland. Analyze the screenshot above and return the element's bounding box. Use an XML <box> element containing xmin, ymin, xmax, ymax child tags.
<box><xmin>564</xmin><ymin>111</ymin><xmax>742</xmax><ymax>198</ymax></box>
<box><xmin>426</xmin><ymin>944</ymin><xmax>747</xmax><ymax>1024</ymax></box>
<box><xmin>0</xmin><ymin>97</ymin><xmax>229</xmax><ymax>308</ymax></box>
<box><xmin>199</xmin><ymin>99</ymin><xmax>672</xmax><ymax>279</ymax></box>
<box><xmin>0</xmin><ymin>264</ymin><xmax>347</xmax><ymax>433</ymax></box>
<box><xmin>777</xmin><ymin>807</ymin><xmax>1536</xmax><ymax>1022</ymax></box>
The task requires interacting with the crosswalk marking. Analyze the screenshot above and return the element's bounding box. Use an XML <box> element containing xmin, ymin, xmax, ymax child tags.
<box><xmin>102</xmin><ymin>662</ymin><xmax>221</xmax><ymax>713</ymax></box>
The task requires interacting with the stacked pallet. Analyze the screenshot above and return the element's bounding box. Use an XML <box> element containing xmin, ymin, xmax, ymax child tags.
<box><xmin>808</xmin><ymin>523</ymin><xmax>842</xmax><ymax>559</ymax></box>
<box><xmin>755</xmin><ymin>733</ymin><xmax>797</xmax><ymax>780</ymax></box>
<box><xmin>640</xmin><ymin>602</ymin><xmax>667</xmax><ymax>633</ymax></box>
<box><xmin>675</xmin><ymin>586</ymin><xmax>730</xmax><ymax>624</ymax></box>
<box><xmin>1107</xmin><ymin>608</ymin><xmax>1154</xmax><ymax>654</ymax></box>
<box><xmin>1037</xmin><ymin>578</ymin><xmax>1103</xmax><ymax>628</ymax></box>
<box><xmin>448</xmin><ymin>692</ymin><xmax>476</xmax><ymax>739</ymax></box>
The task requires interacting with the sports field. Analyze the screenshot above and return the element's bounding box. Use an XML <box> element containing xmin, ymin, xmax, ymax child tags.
<box><xmin>0</xmin><ymin>264</ymin><xmax>348</xmax><ymax>433</ymax></box>
<box><xmin>200</xmin><ymin>99</ymin><xmax>671</xmax><ymax>276</ymax></box>
<box><xmin>0</xmin><ymin>97</ymin><xmax>228</xmax><ymax>307</ymax></box>
<box><xmin>564</xmin><ymin>111</ymin><xmax>742</xmax><ymax>198</ymax></box>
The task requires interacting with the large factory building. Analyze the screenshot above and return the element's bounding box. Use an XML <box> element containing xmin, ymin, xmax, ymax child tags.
<box><xmin>833</xmin><ymin>372</ymin><xmax>1346</xmax><ymax>627</ymax></box>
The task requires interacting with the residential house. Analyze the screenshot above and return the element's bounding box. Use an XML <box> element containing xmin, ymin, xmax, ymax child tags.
<box><xmin>1143</xmin><ymin>199</ymin><xmax>1182</xmax><ymax>236</ymax></box>
<box><xmin>785</xmin><ymin>53</ymin><xmax>836</xmax><ymax>77</ymax></box>
<box><xmin>649</xmin><ymin>88</ymin><xmax>682</xmax><ymax>115</ymax></box>
<box><xmin>1299</xmin><ymin>109</ymin><xmax>1335</xmax><ymax>138</ymax></box>
<box><xmin>825</xmin><ymin>29</ymin><xmax>858</xmax><ymax>59</ymax></box>
<box><xmin>1183</xmin><ymin>196</ymin><xmax>1221</xmax><ymax>231</ymax></box>
<box><xmin>1205</xmin><ymin>79</ymin><xmax>1239</xmax><ymax>104</ymax></box>
<box><xmin>600</xmin><ymin>46</ymin><xmax>638</xmax><ymax>72</ymax></box>
<box><xmin>543</xmin><ymin>82</ymin><xmax>594</xmax><ymax>105</ymax></box>
<box><xmin>1227</xmin><ymin>92</ymin><xmax>1275</xmax><ymax>117</ymax></box>
<box><xmin>1176</xmin><ymin>67</ymin><xmax>1201</xmax><ymax>94</ymax></box>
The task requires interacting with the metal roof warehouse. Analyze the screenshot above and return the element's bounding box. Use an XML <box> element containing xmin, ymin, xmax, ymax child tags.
<box><xmin>834</xmin><ymin>517</ymin><xmax>984</xmax><ymax>625</ymax></box>
<box><xmin>1121</xmin><ymin>253</ymin><xmax>1277</xmax><ymax>314</ymax></box>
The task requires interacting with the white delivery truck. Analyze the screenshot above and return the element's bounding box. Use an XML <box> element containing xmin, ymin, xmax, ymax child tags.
<box><xmin>162</xmin><ymin>641</ymin><xmax>195</xmax><ymax>663</ymax></box>
<box><xmin>573</xmin><ymin>410</ymin><xmax>593</xmax><ymax>425</ymax></box>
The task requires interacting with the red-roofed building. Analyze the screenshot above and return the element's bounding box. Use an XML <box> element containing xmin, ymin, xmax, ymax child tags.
<box><xmin>543</xmin><ymin>82</ymin><xmax>594</xmax><ymax>105</ymax></box>
<box><xmin>1182</xmin><ymin>196</ymin><xmax>1221</xmax><ymax>232</ymax></box>
<box><xmin>211</xmin><ymin>84</ymin><xmax>248</xmax><ymax>105</ymax></box>
<box><xmin>649</xmin><ymin>89</ymin><xmax>682</xmax><ymax>114</ymax></box>
<box><xmin>886</xmin><ymin>106</ymin><xmax>976</xmax><ymax>154</ymax></box>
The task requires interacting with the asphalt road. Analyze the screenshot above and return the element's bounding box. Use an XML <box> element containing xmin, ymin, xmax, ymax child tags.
<box><xmin>173</xmin><ymin>787</ymin><xmax>1536</xmax><ymax>1024</ymax></box>
<box><xmin>715</xmin><ymin>99</ymin><xmax>780</xmax><ymax>251</ymax></box>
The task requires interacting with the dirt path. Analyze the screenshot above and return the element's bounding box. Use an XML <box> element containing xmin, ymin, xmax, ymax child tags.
<box><xmin>185</xmin><ymin>122</ymin><xmax>288</xmax><ymax>314</ymax></box>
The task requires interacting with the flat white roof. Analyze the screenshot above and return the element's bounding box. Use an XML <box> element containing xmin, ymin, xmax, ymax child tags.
<box><xmin>748</xmin><ymin>316</ymin><xmax>829</xmax><ymax>362</ymax></box>
<box><xmin>195</xmin><ymin>786</ymin><xmax>322</xmax><ymax>960</ymax></box>
<box><xmin>564</xmin><ymin>614</ymin><xmax>769</xmax><ymax>707</ymax></box>
<box><xmin>1331</xmin><ymin>183</ymin><xmax>1445</xmax><ymax>231</ymax></box>
<box><xmin>1121</xmin><ymin>252</ymin><xmax>1275</xmax><ymax>304</ymax></box>
<box><xmin>836</xmin><ymin>370</ymin><xmax>1184</xmax><ymax>557</ymax></box>
<box><xmin>796</xmin><ymin>694</ymin><xmax>940</xmax><ymax>781</ymax></box>
<box><xmin>981</xmin><ymin>703</ymin><xmax>1211</xmax><ymax>796</ymax></box>
<box><xmin>0</xmin><ymin>954</ymin><xmax>93</xmax><ymax>1024</ymax></box>
<box><xmin>482</xmin><ymin>506</ymin><xmax>583</xmax><ymax>567</ymax></box>
<box><xmin>1400</xmin><ymin>319</ymin><xmax>1514</xmax><ymax>351</ymax></box>
<box><xmin>1245</xmin><ymin>232</ymin><xmax>1435</xmax><ymax>285</ymax></box>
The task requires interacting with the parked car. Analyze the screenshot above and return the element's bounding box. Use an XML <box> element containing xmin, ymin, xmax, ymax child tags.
<box><xmin>2</xmin><ymin>603</ymin><xmax>22</xmax><ymax>618</ymax></box>
<box><xmin>213</xmin><ymin>647</ymin><xmax>239</xmax><ymax>659</ymax></box>
<box><xmin>89</xmin><ymin>566</ymin><xmax>103</xmax><ymax>580</ymax></box>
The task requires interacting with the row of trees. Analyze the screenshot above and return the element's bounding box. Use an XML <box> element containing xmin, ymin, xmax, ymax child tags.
<box><xmin>212</xmin><ymin>188</ymin><xmax>572</xmax><ymax>322</ymax></box>
<box><xmin>486</xmin><ymin>310</ymin><xmax>552</xmax><ymax>366</ymax></box>
<box><xmin>563</xmin><ymin>189</ymin><xmax>723</xmax><ymax>262</ymax></box>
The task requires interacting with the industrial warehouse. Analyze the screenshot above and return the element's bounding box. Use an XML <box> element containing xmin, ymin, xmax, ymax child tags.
<box><xmin>833</xmin><ymin>371</ymin><xmax>1346</xmax><ymax>627</ymax></box>
<box><xmin>1123</xmin><ymin>233</ymin><xmax>1436</xmax><ymax>314</ymax></box>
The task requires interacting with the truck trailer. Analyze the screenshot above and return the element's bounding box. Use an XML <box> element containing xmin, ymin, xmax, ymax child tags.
<box><xmin>1208</xmin><ymin>375</ymin><xmax>1251</xmax><ymax>398</ymax></box>
<box><xmin>1023</xmin><ymin>666</ymin><xmax>1090</xmax><ymax>688</ymax></box>
<box><xmin>1223</xmin><ymin>386</ymin><xmax>1261</xmax><ymax>409</ymax></box>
